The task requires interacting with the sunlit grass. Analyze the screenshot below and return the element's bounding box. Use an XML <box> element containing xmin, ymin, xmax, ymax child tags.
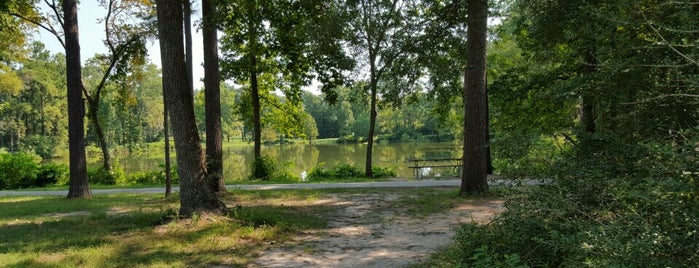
<box><xmin>0</xmin><ymin>187</ymin><xmax>478</xmax><ymax>267</ymax></box>
<box><xmin>0</xmin><ymin>190</ymin><xmax>333</xmax><ymax>267</ymax></box>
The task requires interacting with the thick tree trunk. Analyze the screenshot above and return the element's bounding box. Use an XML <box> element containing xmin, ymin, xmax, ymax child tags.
<box><xmin>249</xmin><ymin>7</ymin><xmax>262</xmax><ymax>159</ymax></box>
<box><xmin>251</xmin><ymin>56</ymin><xmax>261</xmax><ymax>159</ymax></box>
<box><xmin>183</xmin><ymin>0</ymin><xmax>194</xmax><ymax>94</ymax></box>
<box><xmin>88</xmin><ymin>104</ymin><xmax>112</xmax><ymax>171</ymax></box>
<box><xmin>203</xmin><ymin>0</ymin><xmax>226</xmax><ymax>194</ymax></box>
<box><xmin>64</xmin><ymin>0</ymin><xmax>91</xmax><ymax>199</ymax></box>
<box><xmin>461</xmin><ymin>0</ymin><xmax>489</xmax><ymax>195</ymax></box>
<box><xmin>156</xmin><ymin>0</ymin><xmax>226</xmax><ymax>217</ymax></box>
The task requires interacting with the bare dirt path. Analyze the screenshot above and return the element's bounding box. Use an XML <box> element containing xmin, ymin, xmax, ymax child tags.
<box><xmin>248</xmin><ymin>189</ymin><xmax>504</xmax><ymax>268</ymax></box>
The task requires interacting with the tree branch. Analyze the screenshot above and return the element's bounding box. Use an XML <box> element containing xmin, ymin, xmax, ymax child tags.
<box><xmin>104</xmin><ymin>0</ymin><xmax>117</xmax><ymax>53</ymax></box>
<box><xmin>44</xmin><ymin>0</ymin><xmax>64</xmax><ymax>29</ymax></box>
<box><xmin>623</xmin><ymin>94</ymin><xmax>699</xmax><ymax>105</ymax></box>
<box><xmin>642</xmin><ymin>12</ymin><xmax>699</xmax><ymax>67</ymax></box>
<box><xmin>9</xmin><ymin>11</ymin><xmax>65</xmax><ymax>49</ymax></box>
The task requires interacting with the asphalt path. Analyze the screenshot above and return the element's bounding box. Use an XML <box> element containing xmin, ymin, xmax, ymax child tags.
<box><xmin>0</xmin><ymin>178</ymin><xmax>546</xmax><ymax>197</ymax></box>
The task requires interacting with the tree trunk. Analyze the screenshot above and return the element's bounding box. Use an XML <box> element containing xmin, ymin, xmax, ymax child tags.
<box><xmin>155</xmin><ymin>0</ymin><xmax>226</xmax><ymax>217</ymax></box>
<box><xmin>183</xmin><ymin>0</ymin><xmax>194</xmax><ymax>94</ymax></box>
<box><xmin>64</xmin><ymin>0</ymin><xmax>91</xmax><ymax>199</ymax></box>
<box><xmin>580</xmin><ymin>50</ymin><xmax>597</xmax><ymax>134</ymax></box>
<box><xmin>164</xmin><ymin>76</ymin><xmax>172</xmax><ymax>197</ymax></box>
<box><xmin>486</xmin><ymin>87</ymin><xmax>493</xmax><ymax>174</ymax></box>
<box><xmin>461</xmin><ymin>0</ymin><xmax>489</xmax><ymax>195</ymax></box>
<box><xmin>88</xmin><ymin>103</ymin><xmax>112</xmax><ymax>171</ymax></box>
<box><xmin>365</xmin><ymin>77</ymin><xmax>378</xmax><ymax>178</ymax></box>
<box><xmin>251</xmin><ymin>56</ymin><xmax>261</xmax><ymax>159</ymax></box>
<box><xmin>203</xmin><ymin>0</ymin><xmax>226</xmax><ymax>194</ymax></box>
<box><xmin>248</xmin><ymin>6</ymin><xmax>262</xmax><ymax>160</ymax></box>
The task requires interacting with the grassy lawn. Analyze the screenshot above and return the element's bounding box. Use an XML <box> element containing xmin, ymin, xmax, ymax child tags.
<box><xmin>0</xmin><ymin>188</ymin><xmax>473</xmax><ymax>267</ymax></box>
<box><xmin>0</xmin><ymin>190</ymin><xmax>329</xmax><ymax>267</ymax></box>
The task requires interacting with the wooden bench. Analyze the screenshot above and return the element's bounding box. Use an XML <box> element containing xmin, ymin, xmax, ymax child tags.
<box><xmin>406</xmin><ymin>158</ymin><xmax>462</xmax><ymax>179</ymax></box>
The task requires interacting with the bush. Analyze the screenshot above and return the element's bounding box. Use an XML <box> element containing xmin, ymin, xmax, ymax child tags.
<box><xmin>453</xmin><ymin>134</ymin><xmax>699</xmax><ymax>267</ymax></box>
<box><xmin>88</xmin><ymin>165</ymin><xmax>126</xmax><ymax>185</ymax></box>
<box><xmin>491</xmin><ymin>133</ymin><xmax>565</xmax><ymax>179</ymax></box>
<box><xmin>249</xmin><ymin>156</ymin><xmax>277</xmax><ymax>180</ymax></box>
<box><xmin>123</xmin><ymin>164</ymin><xmax>179</xmax><ymax>185</ymax></box>
<box><xmin>336</xmin><ymin>135</ymin><xmax>362</xmax><ymax>144</ymax></box>
<box><xmin>307</xmin><ymin>164</ymin><xmax>395</xmax><ymax>181</ymax></box>
<box><xmin>0</xmin><ymin>152</ymin><xmax>40</xmax><ymax>189</ymax></box>
<box><xmin>248</xmin><ymin>156</ymin><xmax>299</xmax><ymax>182</ymax></box>
<box><xmin>36</xmin><ymin>163</ymin><xmax>69</xmax><ymax>187</ymax></box>
<box><xmin>371</xmin><ymin>166</ymin><xmax>397</xmax><ymax>178</ymax></box>
<box><xmin>307</xmin><ymin>164</ymin><xmax>361</xmax><ymax>181</ymax></box>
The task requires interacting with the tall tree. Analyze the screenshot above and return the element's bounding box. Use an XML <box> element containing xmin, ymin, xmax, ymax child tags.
<box><xmin>82</xmin><ymin>0</ymin><xmax>151</xmax><ymax>171</ymax></box>
<box><xmin>461</xmin><ymin>0</ymin><xmax>489</xmax><ymax>194</ymax></box>
<box><xmin>508</xmin><ymin>0</ymin><xmax>699</xmax><ymax>142</ymax></box>
<box><xmin>220</xmin><ymin>0</ymin><xmax>353</xmax><ymax>161</ymax></box>
<box><xmin>63</xmin><ymin>0</ymin><xmax>91</xmax><ymax>198</ymax></box>
<box><xmin>344</xmin><ymin>0</ymin><xmax>423</xmax><ymax>177</ymax></box>
<box><xmin>3</xmin><ymin>0</ymin><xmax>91</xmax><ymax>197</ymax></box>
<box><xmin>11</xmin><ymin>43</ymin><xmax>68</xmax><ymax>158</ymax></box>
<box><xmin>202</xmin><ymin>0</ymin><xmax>225</xmax><ymax>194</ymax></box>
<box><xmin>155</xmin><ymin>0</ymin><xmax>226</xmax><ymax>217</ymax></box>
<box><xmin>13</xmin><ymin>0</ymin><xmax>152</xmax><ymax>172</ymax></box>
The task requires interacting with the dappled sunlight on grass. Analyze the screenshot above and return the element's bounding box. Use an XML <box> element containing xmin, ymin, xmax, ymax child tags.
<box><xmin>0</xmin><ymin>188</ymin><xmax>493</xmax><ymax>267</ymax></box>
<box><xmin>0</xmin><ymin>191</ymin><xmax>334</xmax><ymax>267</ymax></box>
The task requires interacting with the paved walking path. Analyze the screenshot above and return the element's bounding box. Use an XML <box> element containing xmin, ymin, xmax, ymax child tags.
<box><xmin>0</xmin><ymin>178</ymin><xmax>546</xmax><ymax>197</ymax></box>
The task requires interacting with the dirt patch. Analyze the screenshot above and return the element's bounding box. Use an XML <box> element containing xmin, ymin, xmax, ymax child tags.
<box><xmin>248</xmin><ymin>189</ymin><xmax>504</xmax><ymax>268</ymax></box>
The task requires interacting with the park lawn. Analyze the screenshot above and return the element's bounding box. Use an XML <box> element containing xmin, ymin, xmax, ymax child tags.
<box><xmin>0</xmin><ymin>190</ymin><xmax>331</xmax><ymax>267</ymax></box>
<box><xmin>0</xmin><ymin>188</ymin><xmax>469</xmax><ymax>267</ymax></box>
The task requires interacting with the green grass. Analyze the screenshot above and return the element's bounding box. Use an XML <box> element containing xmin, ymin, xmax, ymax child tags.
<box><xmin>0</xmin><ymin>191</ymin><xmax>330</xmax><ymax>267</ymax></box>
<box><xmin>0</xmin><ymin>187</ymin><xmax>491</xmax><ymax>267</ymax></box>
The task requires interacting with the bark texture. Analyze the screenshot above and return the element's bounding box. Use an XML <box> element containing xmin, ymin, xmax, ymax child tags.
<box><xmin>156</xmin><ymin>0</ymin><xmax>226</xmax><ymax>217</ymax></box>
<box><xmin>64</xmin><ymin>0</ymin><xmax>91</xmax><ymax>199</ymax></box>
<box><xmin>87</xmin><ymin>104</ymin><xmax>112</xmax><ymax>171</ymax></box>
<box><xmin>461</xmin><ymin>0</ymin><xmax>489</xmax><ymax>194</ymax></box>
<box><xmin>203</xmin><ymin>0</ymin><xmax>226</xmax><ymax>193</ymax></box>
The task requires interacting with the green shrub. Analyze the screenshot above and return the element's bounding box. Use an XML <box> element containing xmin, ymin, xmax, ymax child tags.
<box><xmin>36</xmin><ymin>163</ymin><xmax>69</xmax><ymax>187</ymax></box>
<box><xmin>122</xmin><ymin>164</ymin><xmax>179</xmax><ymax>186</ymax></box>
<box><xmin>491</xmin><ymin>133</ymin><xmax>565</xmax><ymax>179</ymax></box>
<box><xmin>307</xmin><ymin>164</ymin><xmax>395</xmax><ymax>180</ymax></box>
<box><xmin>332</xmin><ymin>164</ymin><xmax>363</xmax><ymax>178</ymax></box>
<box><xmin>371</xmin><ymin>166</ymin><xmax>397</xmax><ymax>178</ymax></box>
<box><xmin>0</xmin><ymin>152</ymin><xmax>40</xmax><ymax>189</ymax></box>
<box><xmin>336</xmin><ymin>135</ymin><xmax>362</xmax><ymax>144</ymax></box>
<box><xmin>453</xmin><ymin>134</ymin><xmax>699</xmax><ymax>267</ymax></box>
<box><xmin>249</xmin><ymin>156</ymin><xmax>277</xmax><ymax>180</ymax></box>
<box><xmin>88</xmin><ymin>164</ymin><xmax>126</xmax><ymax>185</ymax></box>
<box><xmin>247</xmin><ymin>156</ymin><xmax>299</xmax><ymax>182</ymax></box>
<box><xmin>307</xmin><ymin>164</ymin><xmax>360</xmax><ymax>181</ymax></box>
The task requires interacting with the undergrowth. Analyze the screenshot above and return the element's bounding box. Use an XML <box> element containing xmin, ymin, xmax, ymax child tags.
<box><xmin>447</xmin><ymin>133</ymin><xmax>699</xmax><ymax>267</ymax></box>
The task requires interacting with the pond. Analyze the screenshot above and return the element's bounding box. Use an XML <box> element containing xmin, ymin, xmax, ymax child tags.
<box><xmin>94</xmin><ymin>142</ymin><xmax>462</xmax><ymax>181</ymax></box>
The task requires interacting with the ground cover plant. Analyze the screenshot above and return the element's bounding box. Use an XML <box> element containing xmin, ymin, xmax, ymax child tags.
<box><xmin>307</xmin><ymin>163</ymin><xmax>397</xmax><ymax>181</ymax></box>
<box><xmin>429</xmin><ymin>135</ymin><xmax>699</xmax><ymax>268</ymax></box>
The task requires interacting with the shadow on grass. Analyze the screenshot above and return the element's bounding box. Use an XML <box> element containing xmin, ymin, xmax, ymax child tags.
<box><xmin>0</xmin><ymin>192</ymin><xmax>333</xmax><ymax>267</ymax></box>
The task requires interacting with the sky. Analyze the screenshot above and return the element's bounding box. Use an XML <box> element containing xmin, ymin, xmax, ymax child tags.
<box><xmin>34</xmin><ymin>1</ymin><xmax>207</xmax><ymax>90</ymax></box>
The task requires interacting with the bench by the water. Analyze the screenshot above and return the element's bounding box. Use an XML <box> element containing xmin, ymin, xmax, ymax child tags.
<box><xmin>406</xmin><ymin>158</ymin><xmax>462</xmax><ymax>179</ymax></box>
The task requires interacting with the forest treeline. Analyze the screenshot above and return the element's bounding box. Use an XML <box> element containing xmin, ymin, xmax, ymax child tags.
<box><xmin>1</xmin><ymin>0</ymin><xmax>698</xmax><ymax>265</ymax></box>
<box><xmin>0</xmin><ymin>44</ymin><xmax>460</xmax><ymax>157</ymax></box>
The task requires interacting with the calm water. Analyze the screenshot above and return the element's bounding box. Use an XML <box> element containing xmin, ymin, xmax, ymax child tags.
<box><xmin>101</xmin><ymin>142</ymin><xmax>462</xmax><ymax>180</ymax></box>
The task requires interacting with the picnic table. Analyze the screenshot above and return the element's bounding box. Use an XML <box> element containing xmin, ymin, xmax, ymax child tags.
<box><xmin>406</xmin><ymin>158</ymin><xmax>462</xmax><ymax>179</ymax></box>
